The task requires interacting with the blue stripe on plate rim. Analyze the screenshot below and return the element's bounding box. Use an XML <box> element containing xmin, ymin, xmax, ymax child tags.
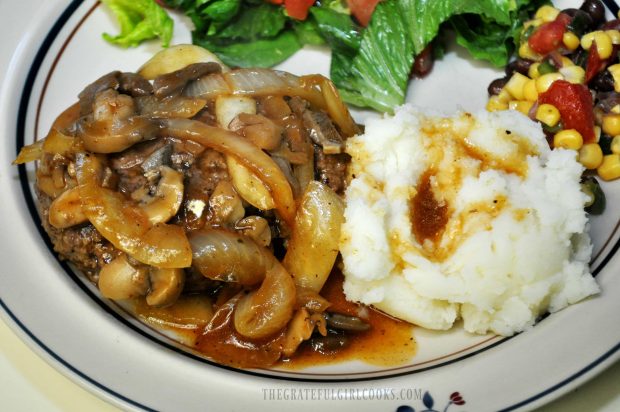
<box><xmin>4</xmin><ymin>0</ymin><xmax>620</xmax><ymax>409</ymax></box>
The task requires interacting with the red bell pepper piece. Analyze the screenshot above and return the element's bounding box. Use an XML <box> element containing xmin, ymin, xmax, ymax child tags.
<box><xmin>585</xmin><ymin>40</ymin><xmax>605</xmax><ymax>83</ymax></box>
<box><xmin>347</xmin><ymin>0</ymin><xmax>381</xmax><ymax>26</ymax></box>
<box><xmin>284</xmin><ymin>0</ymin><xmax>315</xmax><ymax>20</ymax></box>
<box><xmin>528</xmin><ymin>13</ymin><xmax>571</xmax><ymax>55</ymax></box>
<box><xmin>538</xmin><ymin>80</ymin><xmax>596</xmax><ymax>143</ymax></box>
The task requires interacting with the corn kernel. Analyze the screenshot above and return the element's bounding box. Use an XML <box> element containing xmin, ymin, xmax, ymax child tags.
<box><xmin>523</xmin><ymin>79</ymin><xmax>539</xmax><ymax>101</ymax></box>
<box><xmin>606</xmin><ymin>29</ymin><xmax>620</xmax><ymax>45</ymax></box>
<box><xmin>528</xmin><ymin>63</ymin><xmax>541</xmax><ymax>79</ymax></box>
<box><xmin>487</xmin><ymin>96</ymin><xmax>508</xmax><ymax>112</ymax></box>
<box><xmin>602</xmin><ymin>113</ymin><xmax>620</xmax><ymax>136</ymax></box>
<box><xmin>581</xmin><ymin>31</ymin><xmax>600</xmax><ymax>50</ymax></box>
<box><xmin>554</xmin><ymin>129</ymin><xmax>584</xmax><ymax>150</ymax></box>
<box><xmin>563</xmin><ymin>32</ymin><xmax>581</xmax><ymax>50</ymax></box>
<box><xmin>505</xmin><ymin>72</ymin><xmax>530</xmax><ymax>100</ymax></box>
<box><xmin>497</xmin><ymin>88</ymin><xmax>512</xmax><ymax>103</ymax></box>
<box><xmin>611</xmin><ymin>104</ymin><xmax>620</xmax><ymax>114</ymax></box>
<box><xmin>535</xmin><ymin>5</ymin><xmax>560</xmax><ymax>22</ymax></box>
<box><xmin>582</xmin><ymin>31</ymin><xmax>613</xmax><ymax>59</ymax></box>
<box><xmin>559</xmin><ymin>65</ymin><xmax>585</xmax><ymax>84</ymax></box>
<box><xmin>594</xmin><ymin>32</ymin><xmax>614</xmax><ymax>59</ymax></box>
<box><xmin>607</xmin><ymin>64</ymin><xmax>620</xmax><ymax>92</ymax></box>
<box><xmin>595</xmin><ymin>125</ymin><xmax>602</xmax><ymax>142</ymax></box>
<box><xmin>508</xmin><ymin>100</ymin><xmax>534</xmax><ymax>115</ymax></box>
<box><xmin>536</xmin><ymin>103</ymin><xmax>561</xmax><ymax>126</ymax></box>
<box><xmin>611</xmin><ymin>135</ymin><xmax>620</xmax><ymax>154</ymax></box>
<box><xmin>597</xmin><ymin>154</ymin><xmax>620</xmax><ymax>180</ymax></box>
<box><xmin>579</xmin><ymin>144</ymin><xmax>604</xmax><ymax>169</ymax></box>
<box><xmin>560</xmin><ymin>57</ymin><xmax>574</xmax><ymax>67</ymax></box>
<box><xmin>535</xmin><ymin>72</ymin><xmax>564</xmax><ymax>93</ymax></box>
<box><xmin>519</xmin><ymin>42</ymin><xmax>541</xmax><ymax>61</ymax></box>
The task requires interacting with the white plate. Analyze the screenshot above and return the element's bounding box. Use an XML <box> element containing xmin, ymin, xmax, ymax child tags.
<box><xmin>1</xmin><ymin>0</ymin><xmax>619</xmax><ymax>410</ymax></box>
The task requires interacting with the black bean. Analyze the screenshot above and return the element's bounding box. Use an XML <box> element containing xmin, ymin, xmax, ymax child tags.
<box><xmin>505</xmin><ymin>59</ymin><xmax>533</xmax><ymax>76</ymax></box>
<box><xmin>580</xmin><ymin>0</ymin><xmax>605</xmax><ymax>26</ymax></box>
<box><xmin>412</xmin><ymin>44</ymin><xmax>434</xmax><ymax>78</ymax></box>
<box><xmin>599</xmin><ymin>133</ymin><xmax>614</xmax><ymax>154</ymax></box>
<box><xmin>488</xmin><ymin>77</ymin><xmax>509</xmax><ymax>96</ymax></box>
<box><xmin>602</xmin><ymin>19</ymin><xmax>620</xmax><ymax>30</ymax></box>
<box><xmin>325</xmin><ymin>312</ymin><xmax>370</xmax><ymax>332</ymax></box>
<box><xmin>566</xmin><ymin>9</ymin><xmax>594</xmax><ymax>36</ymax></box>
<box><xmin>590</xmin><ymin>70</ymin><xmax>615</xmax><ymax>92</ymax></box>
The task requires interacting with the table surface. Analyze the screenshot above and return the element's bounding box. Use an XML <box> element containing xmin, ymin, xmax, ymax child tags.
<box><xmin>1</xmin><ymin>318</ymin><xmax>619</xmax><ymax>412</ymax></box>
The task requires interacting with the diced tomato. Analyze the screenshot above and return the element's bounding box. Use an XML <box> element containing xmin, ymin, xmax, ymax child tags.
<box><xmin>538</xmin><ymin>80</ymin><xmax>596</xmax><ymax>143</ymax></box>
<box><xmin>585</xmin><ymin>40</ymin><xmax>605</xmax><ymax>83</ymax></box>
<box><xmin>528</xmin><ymin>13</ymin><xmax>571</xmax><ymax>55</ymax></box>
<box><xmin>347</xmin><ymin>0</ymin><xmax>380</xmax><ymax>26</ymax></box>
<box><xmin>284</xmin><ymin>0</ymin><xmax>315</xmax><ymax>20</ymax></box>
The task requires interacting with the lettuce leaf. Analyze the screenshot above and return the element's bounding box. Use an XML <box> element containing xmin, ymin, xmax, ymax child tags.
<box><xmin>102</xmin><ymin>0</ymin><xmax>173</xmax><ymax>48</ymax></box>
<box><xmin>331</xmin><ymin>0</ymin><xmax>538</xmax><ymax>112</ymax></box>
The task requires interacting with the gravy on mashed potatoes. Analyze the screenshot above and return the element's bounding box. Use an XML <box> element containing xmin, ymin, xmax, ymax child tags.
<box><xmin>340</xmin><ymin>105</ymin><xmax>600</xmax><ymax>336</ymax></box>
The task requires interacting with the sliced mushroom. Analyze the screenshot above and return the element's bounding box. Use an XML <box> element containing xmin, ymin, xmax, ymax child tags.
<box><xmin>208</xmin><ymin>180</ymin><xmax>245</xmax><ymax>225</ymax></box>
<box><xmin>48</xmin><ymin>186</ymin><xmax>87</xmax><ymax>229</ymax></box>
<box><xmin>302</xmin><ymin>110</ymin><xmax>345</xmax><ymax>154</ymax></box>
<box><xmin>78</xmin><ymin>71</ymin><xmax>120</xmax><ymax>116</ymax></box>
<box><xmin>138</xmin><ymin>44</ymin><xmax>228</xmax><ymax>80</ymax></box>
<box><xmin>282</xmin><ymin>308</ymin><xmax>318</xmax><ymax>357</ymax></box>
<box><xmin>98</xmin><ymin>254</ymin><xmax>150</xmax><ymax>300</ymax></box>
<box><xmin>141</xmin><ymin>166</ymin><xmax>184</xmax><ymax>225</ymax></box>
<box><xmin>81</xmin><ymin>90</ymin><xmax>158</xmax><ymax>154</ymax></box>
<box><xmin>235</xmin><ymin>216</ymin><xmax>271</xmax><ymax>247</ymax></box>
<box><xmin>146</xmin><ymin>267</ymin><xmax>185</xmax><ymax>307</ymax></box>
<box><xmin>140</xmin><ymin>144</ymin><xmax>172</xmax><ymax>173</ymax></box>
<box><xmin>153</xmin><ymin>62</ymin><xmax>223</xmax><ymax>98</ymax></box>
<box><xmin>325</xmin><ymin>312</ymin><xmax>370</xmax><ymax>332</ymax></box>
<box><xmin>229</xmin><ymin>113</ymin><xmax>283</xmax><ymax>151</ymax></box>
<box><xmin>215</xmin><ymin>96</ymin><xmax>256</xmax><ymax>129</ymax></box>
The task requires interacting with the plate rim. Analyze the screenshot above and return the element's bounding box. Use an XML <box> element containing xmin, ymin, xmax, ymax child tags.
<box><xmin>2</xmin><ymin>0</ymin><xmax>620</xmax><ymax>410</ymax></box>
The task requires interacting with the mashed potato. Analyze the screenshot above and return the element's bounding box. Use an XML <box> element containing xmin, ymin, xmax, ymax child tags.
<box><xmin>340</xmin><ymin>105</ymin><xmax>600</xmax><ymax>336</ymax></box>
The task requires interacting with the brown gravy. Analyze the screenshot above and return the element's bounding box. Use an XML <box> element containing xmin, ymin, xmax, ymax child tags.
<box><xmin>135</xmin><ymin>271</ymin><xmax>417</xmax><ymax>369</ymax></box>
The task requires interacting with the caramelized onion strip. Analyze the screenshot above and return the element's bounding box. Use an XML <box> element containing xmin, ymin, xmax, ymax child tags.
<box><xmin>185</xmin><ymin>69</ymin><xmax>325</xmax><ymax>112</ymax></box>
<box><xmin>283</xmin><ymin>181</ymin><xmax>345</xmax><ymax>292</ymax></box>
<box><xmin>75</xmin><ymin>153</ymin><xmax>191</xmax><ymax>268</ymax></box>
<box><xmin>189</xmin><ymin>229</ymin><xmax>270</xmax><ymax>285</ymax></box>
<box><xmin>301</xmin><ymin>75</ymin><xmax>359</xmax><ymax>138</ymax></box>
<box><xmin>234</xmin><ymin>259</ymin><xmax>296</xmax><ymax>340</ymax></box>
<box><xmin>160</xmin><ymin>118</ymin><xmax>296</xmax><ymax>226</ymax></box>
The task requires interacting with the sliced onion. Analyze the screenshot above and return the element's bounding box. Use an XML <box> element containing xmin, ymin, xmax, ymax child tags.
<box><xmin>301</xmin><ymin>74</ymin><xmax>359</xmax><ymax>138</ymax></box>
<box><xmin>185</xmin><ymin>68</ymin><xmax>324</xmax><ymax>109</ymax></box>
<box><xmin>283</xmin><ymin>180</ymin><xmax>344</xmax><ymax>292</ymax></box>
<box><xmin>43</xmin><ymin>129</ymin><xmax>78</xmax><ymax>157</ymax></box>
<box><xmin>13</xmin><ymin>140</ymin><xmax>44</xmax><ymax>164</ymax></box>
<box><xmin>136</xmin><ymin>96</ymin><xmax>207</xmax><ymax>119</ymax></box>
<box><xmin>234</xmin><ymin>259</ymin><xmax>296</xmax><ymax>339</ymax></box>
<box><xmin>14</xmin><ymin>102</ymin><xmax>81</xmax><ymax>164</ymax></box>
<box><xmin>189</xmin><ymin>228</ymin><xmax>269</xmax><ymax>285</ymax></box>
<box><xmin>225</xmin><ymin>155</ymin><xmax>275</xmax><ymax>211</ymax></box>
<box><xmin>75</xmin><ymin>152</ymin><xmax>191</xmax><ymax>268</ymax></box>
<box><xmin>160</xmin><ymin>118</ymin><xmax>296</xmax><ymax>226</ymax></box>
<box><xmin>184</xmin><ymin>73</ymin><xmax>231</xmax><ymax>99</ymax></box>
<box><xmin>81</xmin><ymin>117</ymin><xmax>158</xmax><ymax>154</ymax></box>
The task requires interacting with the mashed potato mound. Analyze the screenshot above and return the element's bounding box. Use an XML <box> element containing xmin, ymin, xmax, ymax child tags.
<box><xmin>340</xmin><ymin>105</ymin><xmax>600</xmax><ymax>336</ymax></box>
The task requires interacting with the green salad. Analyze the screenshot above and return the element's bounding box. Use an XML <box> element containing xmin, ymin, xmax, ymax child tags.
<box><xmin>102</xmin><ymin>0</ymin><xmax>546</xmax><ymax>112</ymax></box>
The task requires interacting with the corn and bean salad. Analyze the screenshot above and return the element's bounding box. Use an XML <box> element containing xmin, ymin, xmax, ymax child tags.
<box><xmin>487</xmin><ymin>0</ymin><xmax>620</xmax><ymax>195</ymax></box>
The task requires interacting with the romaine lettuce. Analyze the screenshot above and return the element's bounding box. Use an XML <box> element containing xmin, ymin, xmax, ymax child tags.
<box><xmin>102</xmin><ymin>0</ymin><xmax>174</xmax><ymax>48</ymax></box>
